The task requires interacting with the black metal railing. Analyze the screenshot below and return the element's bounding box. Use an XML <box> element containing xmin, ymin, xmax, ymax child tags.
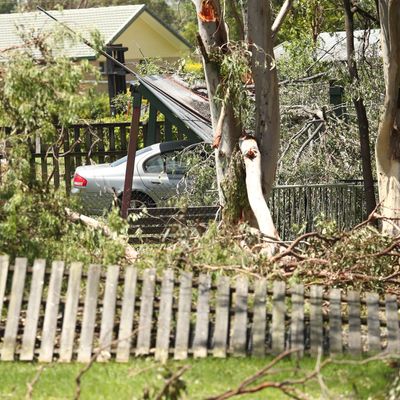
<box><xmin>128</xmin><ymin>183</ymin><xmax>369</xmax><ymax>242</ymax></box>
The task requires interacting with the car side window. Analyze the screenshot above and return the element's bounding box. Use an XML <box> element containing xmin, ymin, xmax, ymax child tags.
<box><xmin>143</xmin><ymin>151</ymin><xmax>188</xmax><ymax>175</ymax></box>
<box><xmin>165</xmin><ymin>151</ymin><xmax>187</xmax><ymax>175</ymax></box>
<box><xmin>143</xmin><ymin>154</ymin><xmax>164</xmax><ymax>174</ymax></box>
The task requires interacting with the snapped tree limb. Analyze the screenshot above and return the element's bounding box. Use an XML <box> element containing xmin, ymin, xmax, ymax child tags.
<box><xmin>272</xmin><ymin>0</ymin><xmax>295</xmax><ymax>37</ymax></box>
<box><xmin>239</xmin><ymin>136</ymin><xmax>280</xmax><ymax>255</ymax></box>
<box><xmin>64</xmin><ymin>208</ymin><xmax>137</xmax><ymax>262</ymax></box>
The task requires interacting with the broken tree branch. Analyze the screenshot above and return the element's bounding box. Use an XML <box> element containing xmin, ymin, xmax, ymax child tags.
<box><xmin>154</xmin><ymin>365</ymin><xmax>191</xmax><ymax>400</ymax></box>
<box><xmin>272</xmin><ymin>0</ymin><xmax>295</xmax><ymax>38</ymax></box>
<box><xmin>239</xmin><ymin>135</ymin><xmax>280</xmax><ymax>255</ymax></box>
<box><xmin>65</xmin><ymin>207</ymin><xmax>137</xmax><ymax>262</ymax></box>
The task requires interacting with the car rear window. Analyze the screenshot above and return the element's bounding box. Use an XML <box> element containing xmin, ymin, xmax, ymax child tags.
<box><xmin>110</xmin><ymin>147</ymin><xmax>152</xmax><ymax>167</ymax></box>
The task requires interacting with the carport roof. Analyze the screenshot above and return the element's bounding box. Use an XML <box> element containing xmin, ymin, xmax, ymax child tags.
<box><xmin>134</xmin><ymin>75</ymin><xmax>213</xmax><ymax>143</ymax></box>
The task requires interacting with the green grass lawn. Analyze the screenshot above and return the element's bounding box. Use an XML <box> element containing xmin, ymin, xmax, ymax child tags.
<box><xmin>0</xmin><ymin>357</ymin><xmax>395</xmax><ymax>400</ymax></box>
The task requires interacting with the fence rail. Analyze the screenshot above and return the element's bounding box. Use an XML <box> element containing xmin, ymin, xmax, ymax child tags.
<box><xmin>0</xmin><ymin>255</ymin><xmax>399</xmax><ymax>363</ymax></box>
<box><xmin>128</xmin><ymin>206</ymin><xmax>219</xmax><ymax>243</ymax></box>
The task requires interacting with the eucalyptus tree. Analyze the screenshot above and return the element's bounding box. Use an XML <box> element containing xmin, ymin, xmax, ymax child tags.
<box><xmin>191</xmin><ymin>0</ymin><xmax>294</xmax><ymax>246</ymax></box>
<box><xmin>343</xmin><ymin>0</ymin><xmax>377</xmax><ymax>216</ymax></box>
<box><xmin>376</xmin><ymin>0</ymin><xmax>400</xmax><ymax>235</ymax></box>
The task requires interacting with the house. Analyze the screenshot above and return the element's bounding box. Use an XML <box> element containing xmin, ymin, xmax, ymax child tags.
<box><xmin>274</xmin><ymin>29</ymin><xmax>381</xmax><ymax>62</ymax></box>
<box><xmin>0</xmin><ymin>5</ymin><xmax>192</xmax><ymax>103</ymax></box>
<box><xmin>0</xmin><ymin>5</ymin><xmax>191</xmax><ymax>64</ymax></box>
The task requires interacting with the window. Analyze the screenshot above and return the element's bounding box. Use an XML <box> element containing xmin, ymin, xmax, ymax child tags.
<box><xmin>143</xmin><ymin>151</ymin><xmax>188</xmax><ymax>175</ymax></box>
<box><xmin>144</xmin><ymin>154</ymin><xmax>164</xmax><ymax>174</ymax></box>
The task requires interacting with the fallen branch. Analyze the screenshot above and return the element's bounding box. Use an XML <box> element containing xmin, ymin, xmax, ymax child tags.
<box><xmin>74</xmin><ymin>328</ymin><xmax>139</xmax><ymax>400</ymax></box>
<box><xmin>26</xmin><ymin>366</ymin><xmax>46</xmax><ymax>400</ymax></box>
<box><xmin>206</xmin><ymin>348</ymin><xmax>324</xmax><ymax>400</ymax></box>
<box><xmin>207</xmin><ymin>350</ymin><xmax>399</xmax><ymax>400</ymax></box>
<box><xmin>154</xmin><ymin>365</ymin><xmax>191</xmax><ymax>400</ymax></box>
<box><xmin>65</xmin><ymin>207</ymin><xmax>137</xmax><ymax>262</ymax></box>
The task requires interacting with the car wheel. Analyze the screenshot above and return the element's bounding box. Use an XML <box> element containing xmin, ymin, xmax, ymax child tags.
<box><xmin>119</xmin><ymin>191</ymin><xmax>156</xmax><ymax>209</ymax></box>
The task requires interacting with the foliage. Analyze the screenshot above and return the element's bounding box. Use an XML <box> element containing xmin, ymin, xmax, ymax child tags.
<box><xmin>166</xmin><ymin>143</ymin><xmax>218</xmax><ymax>207</ymax></box>
<box><xmin>275</xmin><ymin>21</ymin><xmax>384</xmax><ymax>184</ymax></box>
<box><xmin>0</xmin><ymin>179</ymin><xmax>128</xmax><ymax>265</ymax></box>
<box><xmin>215</xmin><ymin>42</ymin><xmax>254</xmax><ymax>129</ymax></box>
<box><xmin>285</xmin><ymin>221</ymin><xmax>398</xmax><ymax>292</ymax></box>
<box><xmin>141</xmin><ymin>366</ymin><xmax>188</xmax><ymax>400</ymax></box>
<box><xmin>179</xmin><ymin>58</ymin><xmax>204</xmax><ymax>83</ymax></box>
<box><xmin>0</xmin><ymin>27</ymin><xmax>130</xmax><ymax>266</ymax></box>
<box><xmin>0</xmin><ymin>27</ymin><xmax>100</xmax><ymax>157</ymax></box>
<box><xmin>275</xmin><ymin>0</ymin><xmax>344</xmax><ymax>44</ymax></box>
<box><xmin>111</xmin><ymin>89</ymin><xmax>132</xmax><ymax>116</ymax></box>
<box><xmin>134</xmin><ymin>214</ymin><xmax>400</xmax><ymax>295</ymax></box>
<box><xmin>79</xmin><ymin>91</ymin><xmax>111</xmax><ymax>121</ymax></box>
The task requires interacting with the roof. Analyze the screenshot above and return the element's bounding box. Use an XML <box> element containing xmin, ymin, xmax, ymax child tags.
<box><xmin>135</xmin><ymin>75</ymin><xmax>213</xmax><ymax>143</ymax></box>
<box><xmin>275</xmin><ymin>29</ymin><xmax>381</xmax><ymax>62</ymax></box>
<box><xmin>0</xmin><ymin>5</ymin><xmax>191</xmax><ymax>60</ymax></box>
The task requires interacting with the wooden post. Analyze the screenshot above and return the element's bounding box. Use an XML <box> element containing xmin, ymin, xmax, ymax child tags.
<box><xmin>121</xmin><ymin>84</ymin><xmax>142</xmax><ymax>219</ymax></box>
<box><xmin>213</xmin><ymin>276</ymin><xmax>231</xmax><ymax>358</ymax></box>
<box><xmin>146</xmin><ymin>104</ymin><xmax>157</xmax><ymax>147</ymax></box>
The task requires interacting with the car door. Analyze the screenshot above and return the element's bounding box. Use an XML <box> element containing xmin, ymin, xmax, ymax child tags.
<box><xmin>140</xmin><ymin>150</ymin><xmax>186</xmax><ymax>202</ymax></box>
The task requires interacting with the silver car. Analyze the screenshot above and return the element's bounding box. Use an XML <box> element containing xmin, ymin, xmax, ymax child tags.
<box><xmin>71</xmin><ymin>140</ymin><xmax>196</xmax><ymax>214</ymax></box>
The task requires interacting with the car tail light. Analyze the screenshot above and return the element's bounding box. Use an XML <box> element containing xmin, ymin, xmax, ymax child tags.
<box><xmin>73</xmin><ymin>174</ymin><xmax>87</xmax><ymax>187</ymax></box>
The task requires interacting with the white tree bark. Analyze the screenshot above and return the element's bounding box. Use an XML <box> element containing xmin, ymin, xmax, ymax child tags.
<box><xmin>248</xmin><ymin>0</ymin><xmax>281</xmax><ymax>198</ymax></box>
<box><xmin>376</xmin><ymin>0</ymin><xmax>400</xmax><ymax>235</ymax></box>
<box><xmin>239</xmin><ymin>136</ymin><xmax>279</xmax><ymax>241</ymax></box>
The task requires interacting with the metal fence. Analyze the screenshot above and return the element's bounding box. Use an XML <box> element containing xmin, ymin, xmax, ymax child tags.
<box><xmin>270</xmin><ymin>183</ymin><xmax>367</xmax><ymax>240</ymax></box>
<box><xmin>128</xmin><ymin>184</ymin><xmax>368</xmax><ymax>242</ymax></box>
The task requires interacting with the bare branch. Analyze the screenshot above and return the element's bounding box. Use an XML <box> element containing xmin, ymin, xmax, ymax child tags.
<box><xmin>272</xmin><ymin>0</ymin><xmax>295</xmax><ymax>37</ymax></box>
<box><xmin>26</xmin><ymin>366</ymin><xmax>46</xmax><ymax>400</ymax></box>
<box><xmin>154</xmin><ymin>365</ymin><xmax>191</xmax><ymax>400</ymax></box>
<box><xmin>74</xmin><ymin>328</ymin><xmax>139</xmax><ymax>400</ymax></box>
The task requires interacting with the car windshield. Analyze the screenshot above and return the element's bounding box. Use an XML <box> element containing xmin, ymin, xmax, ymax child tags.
<box><xmin>110</xmin><ymin>147</ymin><xmax>152</xmax><ymax>167</ymax></box>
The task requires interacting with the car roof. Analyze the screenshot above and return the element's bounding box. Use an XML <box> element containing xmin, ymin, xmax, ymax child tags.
<box><xmin>158</xmin><ymin>140</ymin><xmax>199</xmax><ymax>153</ymax></box>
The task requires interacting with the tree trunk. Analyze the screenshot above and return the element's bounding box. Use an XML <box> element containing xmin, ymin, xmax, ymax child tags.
<box><xmin>193</xmin><ymin>1</ymin><xmax>242</xmax><ymax>208</ymax></box>
<box><xmin>376</xmin><ymin>0</ymin><xmax>400</xmax><ymax>236</ymax></box>
<box><xmin>343</xmin><ymin>0</ymin><xmax>377</xmax><ymax>217</ymax></box>
<box><xmin>247</xmin><ymin>0</ymin><xmax>280</xmax><ymax>198</ymax></box>
<box><xmin>192</xmin><ymin>0</ymin><xmax>287</xmax><ymax>241</ymax></box>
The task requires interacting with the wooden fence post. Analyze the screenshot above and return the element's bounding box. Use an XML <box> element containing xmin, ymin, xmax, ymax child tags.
<box><xmin>271</xmin><ymin>281</ymin><xmax>286</xmax><ymax>355</ymax></box>
<box><xmin>251</xmin><ymin>279</ymin><xmax>267</xmax><ymax>357</ymax></box>
<box><xmin>213</xmin><ymin>275</ymin><xmax>231</xmax><ymax>358</ymax></box>
<box><xmin>59</xmin><ymin>262</ymin><xmax>83</xmax><ymax>362</ymax></box>
<box><xmin>155</xmin><ymin>269</ymin><xmax>174</xmax><ymax>362</ymax></box>
<box><xmin>1</xmin><ymin>258</ymin><xmax>27</xmax><ymax>361</ymax></box>
<box><xmin>20</xmin><ymin>259</ymin><xmax>46</xmax><ymax>361</ymax></box>
<box><xmin>193</xmin><ymin>274</ymin><xmax>211</xmax><ymax>358</ymax></box>
<box><xmin>231</xmin><ymin>276</ymin><xmax>248</xmax><ymax>356</ymax></box>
